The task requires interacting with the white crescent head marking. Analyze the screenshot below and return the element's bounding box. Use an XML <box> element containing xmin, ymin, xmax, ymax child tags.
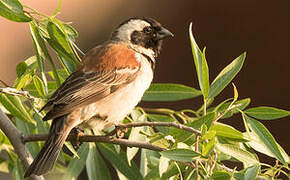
<box><xmin>115</xmin><ymin>19</ymin><xmax>150</xmax><ymax>42</ymax></box>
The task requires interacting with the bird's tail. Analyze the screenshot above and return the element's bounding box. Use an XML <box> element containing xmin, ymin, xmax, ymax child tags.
<box><xmin>24</xmin><ymin>116</ymin><xmax>71</xmax><ymax>178</ymax></box>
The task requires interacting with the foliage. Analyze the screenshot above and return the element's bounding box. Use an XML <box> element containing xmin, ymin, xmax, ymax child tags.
<box><xmin>0</xmin><ymin>1</ymin><xmax>289</xmax><ymax>179</ymax></box>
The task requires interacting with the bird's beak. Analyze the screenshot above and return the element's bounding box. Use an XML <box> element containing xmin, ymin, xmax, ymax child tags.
<box><xmin>157</xmin><ymin>27</ymin><xmax>174</xmax><ymax>40</ymax></box>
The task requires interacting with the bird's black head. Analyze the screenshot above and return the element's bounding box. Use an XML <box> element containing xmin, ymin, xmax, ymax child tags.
<box><xmin>112</xmin><ymin>17</ymin><xmax>173</xmax><ymax>57</ymax></box>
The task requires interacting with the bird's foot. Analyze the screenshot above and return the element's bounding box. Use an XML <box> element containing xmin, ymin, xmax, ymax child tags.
<box><xmin>113</xmin><ymin>123</ymin><xmax>128</xmax><ymax>138</ymax></box>
<box><xmin>70</xmin><ymin>127</ymin><xmax>84</xmax><ymax>150</ymax></box>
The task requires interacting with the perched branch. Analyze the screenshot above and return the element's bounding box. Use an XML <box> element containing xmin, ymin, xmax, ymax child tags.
<box><xmin>116</xmin><ymin>121</ymin><xmax>201</xmax><ymax>135</ymax></box>
<box><xmin>22</xmin><ymin>134</ymin><xmax>165</xmax><ymax>152</ymax></box>
<box><xmin>0</xmin><ymin>109</ymin><xmax>44</xmax><ymax>180</ymax></box>
<box><xmin>0</xmin><ymin>87</ymin><xmax>37</xmax><ymax>101</ymax></box>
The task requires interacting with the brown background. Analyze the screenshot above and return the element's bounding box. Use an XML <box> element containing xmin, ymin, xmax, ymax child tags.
<box><xmin>0</xmin><ymin>0</ymin><xmax>289</xmax><ymax>179</ymax></box>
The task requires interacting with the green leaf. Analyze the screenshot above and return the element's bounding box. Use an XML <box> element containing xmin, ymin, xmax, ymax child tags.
<box><xmin>213</xmin><ymin>98</ymin><xmax>251</xmax><ymax>119</ymax></box>
<box><xmin>216</xmin><ymin>143</ymin><xmax>258</xmax><ymax>167</ymax></box>
<box><xmin>63</xmin><ymin>143</ymin><xmax>89</xmax><ymax>180</ymax></box>
<box><xmin>159</xmin><ymin>156</ymin><xmax>170</xmax><ymax>177</ymax></box>
<box><xmin>97</xmin><ymin>143</ymin><xmax>143</xmax><ymax>180</ymax></box>
<box><xmin>16</xmin><ymin>56</ymin><xmax>37</xmax><ymax>78</ymax></box>
<box><xmin>86</xmin><ymin>143</ymin><xmax>111</xmax><ymax>180</ymax></box>
<box><xmin>202</xmin><ymin>138</ymin><xmax>215</xmax><ymax>157</ymax></box>
<box><xmin>208</xmin><ymin>52</ymin><xmax>246</xmax><ymax>99</ymax></box>
<box><xmin>245</xmin><ymin>131</ymin><xmax>289</xmax><ymax>163</ymax></box>
<box><xmin>46</xmin><ymin>20</ymin><xmax>79</xmax><ymax>73</ymax></box>
<box><xmin>189</xmin><ymin>23</ymin><xmax>209</xmax><ymax>98</ymax></box>
<box><xmin>33</xmin><ymin>75</ymin><xmax>46</xmax><ymax>98</ymax></box>
<box><xmin>143</xmin><ymin>83</ymin><xmax>202</xmax><ymax>101</ymax></box>
<box><xmin>29</xmin><ymin>21</ymin><xmax>49</xmax><ymax>94</ymax></box>
<box><xmin>0</xmin><ymin>157</ymin><xmax>9</xmax><ymax>173</ymax></box>
<box><xmin>160</xmin><ymin>148</ymin><xmax>200</xmax><ymax>162</ymax></box>
<box><xmin>0</xmin><ymin>0</ymin><xmax>31</xmax><ymax>22</ymax></box>
<box><xmin>0</xmin><ymin>94</ymin><xmax>34</xmax><ymax>124</ymax></box>
<box><xmin>245</xmin><ymin>106</ymin><xmax>290</xmax><ymax>120</ymax></box>
<box><xmin>15</xmin><ymin>73</ymin><xmax>32</xmax><ymax>90</ymax></box>
<box><xmin>63</xmin><ymin>24</ymin><xmax>78</xmax><ymax>40</ymax></box>
<box><xmin>211</xmin><ymin>171</ymin><xmax>231</xmax><ymax>180</ymax></box>
<box><xmin>209</xmin><ymin>123</ymin><xmax>248</xmax><ymax>142</ymax></box>
<box><xmin>243</xmin><ymin>114</ymin><xmax>287</xmax><ymax>165</ymax></box>
<box><xmin>52</xmin><ymin>0</ymin><xmax>62</xmax><ymax>16</ymax></box>
<box><xmin>234</xmin><ymin>164</ymin><xmax>260</xmax><ymax>180</ymax></box>
<box><xmin>15</xmin><ymin>118</ymin><xmax>39</xmax><ymax>157</ymax></box>
<box><xmin>187</xmin><ymin>112</ymin><xmax>217</xmax><ymax>129</ymax></box>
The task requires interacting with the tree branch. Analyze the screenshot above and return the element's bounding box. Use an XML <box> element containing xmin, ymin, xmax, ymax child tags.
<box><xmin>116</xmin><ymin>121</ymin><xmax>201</xmax><ymax>135</ymax></box>
<box><xmin>0</xmin><ymin>87</ymin><xmax>37</xmax><ymax>101</ymax></box>
<box><xmin>22</xmin><ymin>134</ymin><xmax>165</xmax><ymax>152</ymax></box>
<box><xmin>0</xmin><ymin>109</ymin><xmax>44</xmax><ymax>180</ymax></box>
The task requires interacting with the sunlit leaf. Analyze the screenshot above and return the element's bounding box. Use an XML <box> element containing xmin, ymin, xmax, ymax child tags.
<box><xmin>208</xmin><ymin>52</ymin><xmax>246</xmax><ymax>99</ymax></box>
<box><xmin>243</xmin><ymin>114</ymin><xmax>287</xmax><ymax>165</ymax></box>
<box><xmin>216</xmin><ymin>143</ymin><xmax>258</xmax><ymax>167</ymax></box>
<box><xmin>209</xmin><ymin>123</ymin><xmax>248</xmax><ymax>142</ymax></box>
<box><xmin>159</xmin><ymin>156</ymin><xmax>170</xmax><ymax>177</ymax></box>
<box><xmin>143</xmin><ymin>83</ymin><xmax>201</xmax><ymax>101</ymax></box>
<box><xmin>234</xmin><ymin>164</ymin><xmax>260</xmax><ymax>180</ymax></box>
<box><xmin>160</xmin><ymin>149</ymin><xmax>200</xmax><ymax>162</ymax></box>
<box><xmin>33</xmin><ymin>75</ymin><xmax>46</xmax><ymax>98</ymax></box>
<box><xmin>211</xmin><ymin>171</ymin><xmax>231</xmax><ymax>180</ymax></box>
<box><xmin>86</xmin><ymin>143</ymin><xmax>111</xmax><ymax>180</ymax></box>
<box><xmin>0</xmin><ymin>94</ymin><xmax>34</xmax><ymax>124</ymax></box>
<box><xmin>0</xmin><ymin>0</ymin><xmax>31</xmax><ymax>22</ymax></box>
<box><xmin>245</xmin><ymin>106</ymin><xmax>290</xmax><ymax>120</ymax></box>
<box><xmin>46</xmin><ymin>20</ymin><xmax>80</xmax><ymax>73</ymax></box>
<box><xmin>97</xmin><ymin>143</ymin><xmax>143</xmax><ymax>180</ymax></box>
<box><xmin>189</xmin><ymin>23</ymin><xmax>209</xmax><ymax>98</ymax></box>
<box><xmin>63</xmin><ymin>143</ymin><xmax>89</xmax><ymax>180</ymax></box>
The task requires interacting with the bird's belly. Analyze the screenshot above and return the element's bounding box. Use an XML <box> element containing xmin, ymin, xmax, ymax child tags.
<box><xmin>79</xmin><ymin>62</ymin><xmax>153</xmax><ymax>130</ymax></box>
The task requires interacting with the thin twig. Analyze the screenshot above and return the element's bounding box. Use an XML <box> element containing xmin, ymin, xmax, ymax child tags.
<box><xmin>195</xmin><ymin>136</ymin><xmax>200</xmax><ymax>180</ymax></box>
<box><xmin>0</xmin><ymin>87</ymin><xmax>37</xmax><ymax>101</ymax></box>
<box><xmin>22</xmin><ymin>134</ymin><xmax>165</xmax><ymax>152</ymax></box>
<box><xmin>0</xmin><ymin>109</ymin><xmax>44</xmax><ymax>180</ymax></box>
<box><xmin>0</xmin><ymin>80</ymin><xmax>9</xmax><ymax>87</ymax></box>
<box><xmin>116</xmin><ymin>122</ymin><xmax>201</xmax><ymax>135</ymax></box>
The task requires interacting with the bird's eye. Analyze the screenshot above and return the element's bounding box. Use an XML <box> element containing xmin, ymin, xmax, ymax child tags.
<box><xmin>143</xmin><ymin>27</ymin><xmax>153</xmax><ymax>33</ymax></box>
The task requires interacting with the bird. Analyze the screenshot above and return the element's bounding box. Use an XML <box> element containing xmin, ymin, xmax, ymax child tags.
<box><xmin>24</xmin><ymin>17</ymin><xmax>173</xmax><ymax>177</ymax></box>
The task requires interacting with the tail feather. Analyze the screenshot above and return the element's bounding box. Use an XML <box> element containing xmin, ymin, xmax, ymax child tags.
<box><xmin>24</xmin><ymin>116</ymin><xmax>71</xmax><ymax>177</ymax></box>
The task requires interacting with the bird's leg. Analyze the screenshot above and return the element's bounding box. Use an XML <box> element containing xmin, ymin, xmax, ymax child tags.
<box><xmin>70</xmin><ymin>127</ymin><xmax>84</xmax><ymax>149</ymax></box>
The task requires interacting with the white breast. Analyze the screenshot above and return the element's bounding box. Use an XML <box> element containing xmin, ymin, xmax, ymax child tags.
<box><xmin>80</xmin><ymin>52</ymin><xmax>153</xmax><ymax>130</ymax></box>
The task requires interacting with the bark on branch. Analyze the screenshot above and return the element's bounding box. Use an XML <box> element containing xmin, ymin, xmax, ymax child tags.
<box><xmin>22</xmin><ymin>134</ymin><xmax>165</xmax><ymax>152</ymax></box>
<box><xmin>0</xmin><ymin>109</ymin><xmax>44</xmax><ymax>180</ymax></box>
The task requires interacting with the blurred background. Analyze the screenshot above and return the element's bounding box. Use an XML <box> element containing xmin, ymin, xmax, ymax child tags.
<box><xmin>0</xmin><ymin>0</ymin><xmax>289</xmax><ymax>179</ymax></box>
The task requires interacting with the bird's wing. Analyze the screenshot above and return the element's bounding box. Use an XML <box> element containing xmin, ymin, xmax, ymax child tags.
<box><xmin>42</xmin><ymin>43</ymin><xmax>140</xmax><ymax>120</ymax></box>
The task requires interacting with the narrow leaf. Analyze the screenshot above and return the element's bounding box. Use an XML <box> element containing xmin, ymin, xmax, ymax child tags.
<box><xmin>160</xmin><ymin>149</ymin><xmax>200</xmax><ymax>162</ymax></box>
<box><xmin>234</xmin><ymin>164</ymin><xmax>260</xmax><ymax>180</ymax></box>
<box><xmin>86</xmin><ymin>143</ymin><xmax>111</xmax><ymax>180</ymax></box>
<box><xmin>189</xmin><ymin>23</ymin><xmax>209</xmax><ymax>98</ymax></box>
<box><xmin>245</xmin><ymin>106</ymin><xmax>290</xmax><ymax>120</ymax></box>
<box><xmin>29</xmin><ymin>21</ymin><xmax>49</xmax><ymax>93</ymax></box>
<box><xmin>243</xmin><ymin>114</ymin><xmax>287</xmax><ymax>165</ymax></box>
<box><xmin>143</xmin><ymin>83</ymin><xmax>202</xmax><ymax>102</ymax></box>
<box><xmin>216</xmin><ymin>143</ymin><xmax>258</xmax><ymax>167</ymax></box>
<box><xmin>211</xmin><ymin>171</ymin><xmax>231</xmax><ymax>180</ymax></box>
<box><xmin>209</xmin><ymin>123</ymin><xmax>248</xmax><ymax>142</ymax></box>
<box><xmin>97</xmin><ymin>143</ymin><xmax>143</xmax><ymax>180</ymax></box>
<box><xmin>0</xmin><ymin>94</ymin><xmax>34</xmax><ymax>124</ymax></box>
<box><xmin>47</xmin><ymin>20</ymin><xmax>79</xmax><ymax>73</ymax></box>
<box><xmin>208</xmin><ymin>52</ymin><xmax>246</xmax><ymax>98</ymax></box>
<box><xmin>33</xmin><ymin>75</ymin><xmax>46</xmax><ymax>98</ymax></box>
<box><xmin>63</xmin><ymin>143</ymin><xmax>89</xmax><ymax>180</ymax></box>
<box><xmin>159</xmin><ymin>156</ymin><xmax>170</xmax><ymax>177</ymax></box>
<box><xmin>0</xmin><ymin>0</ymin><xmax>31</xmax><ymax>22</ymax></box>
